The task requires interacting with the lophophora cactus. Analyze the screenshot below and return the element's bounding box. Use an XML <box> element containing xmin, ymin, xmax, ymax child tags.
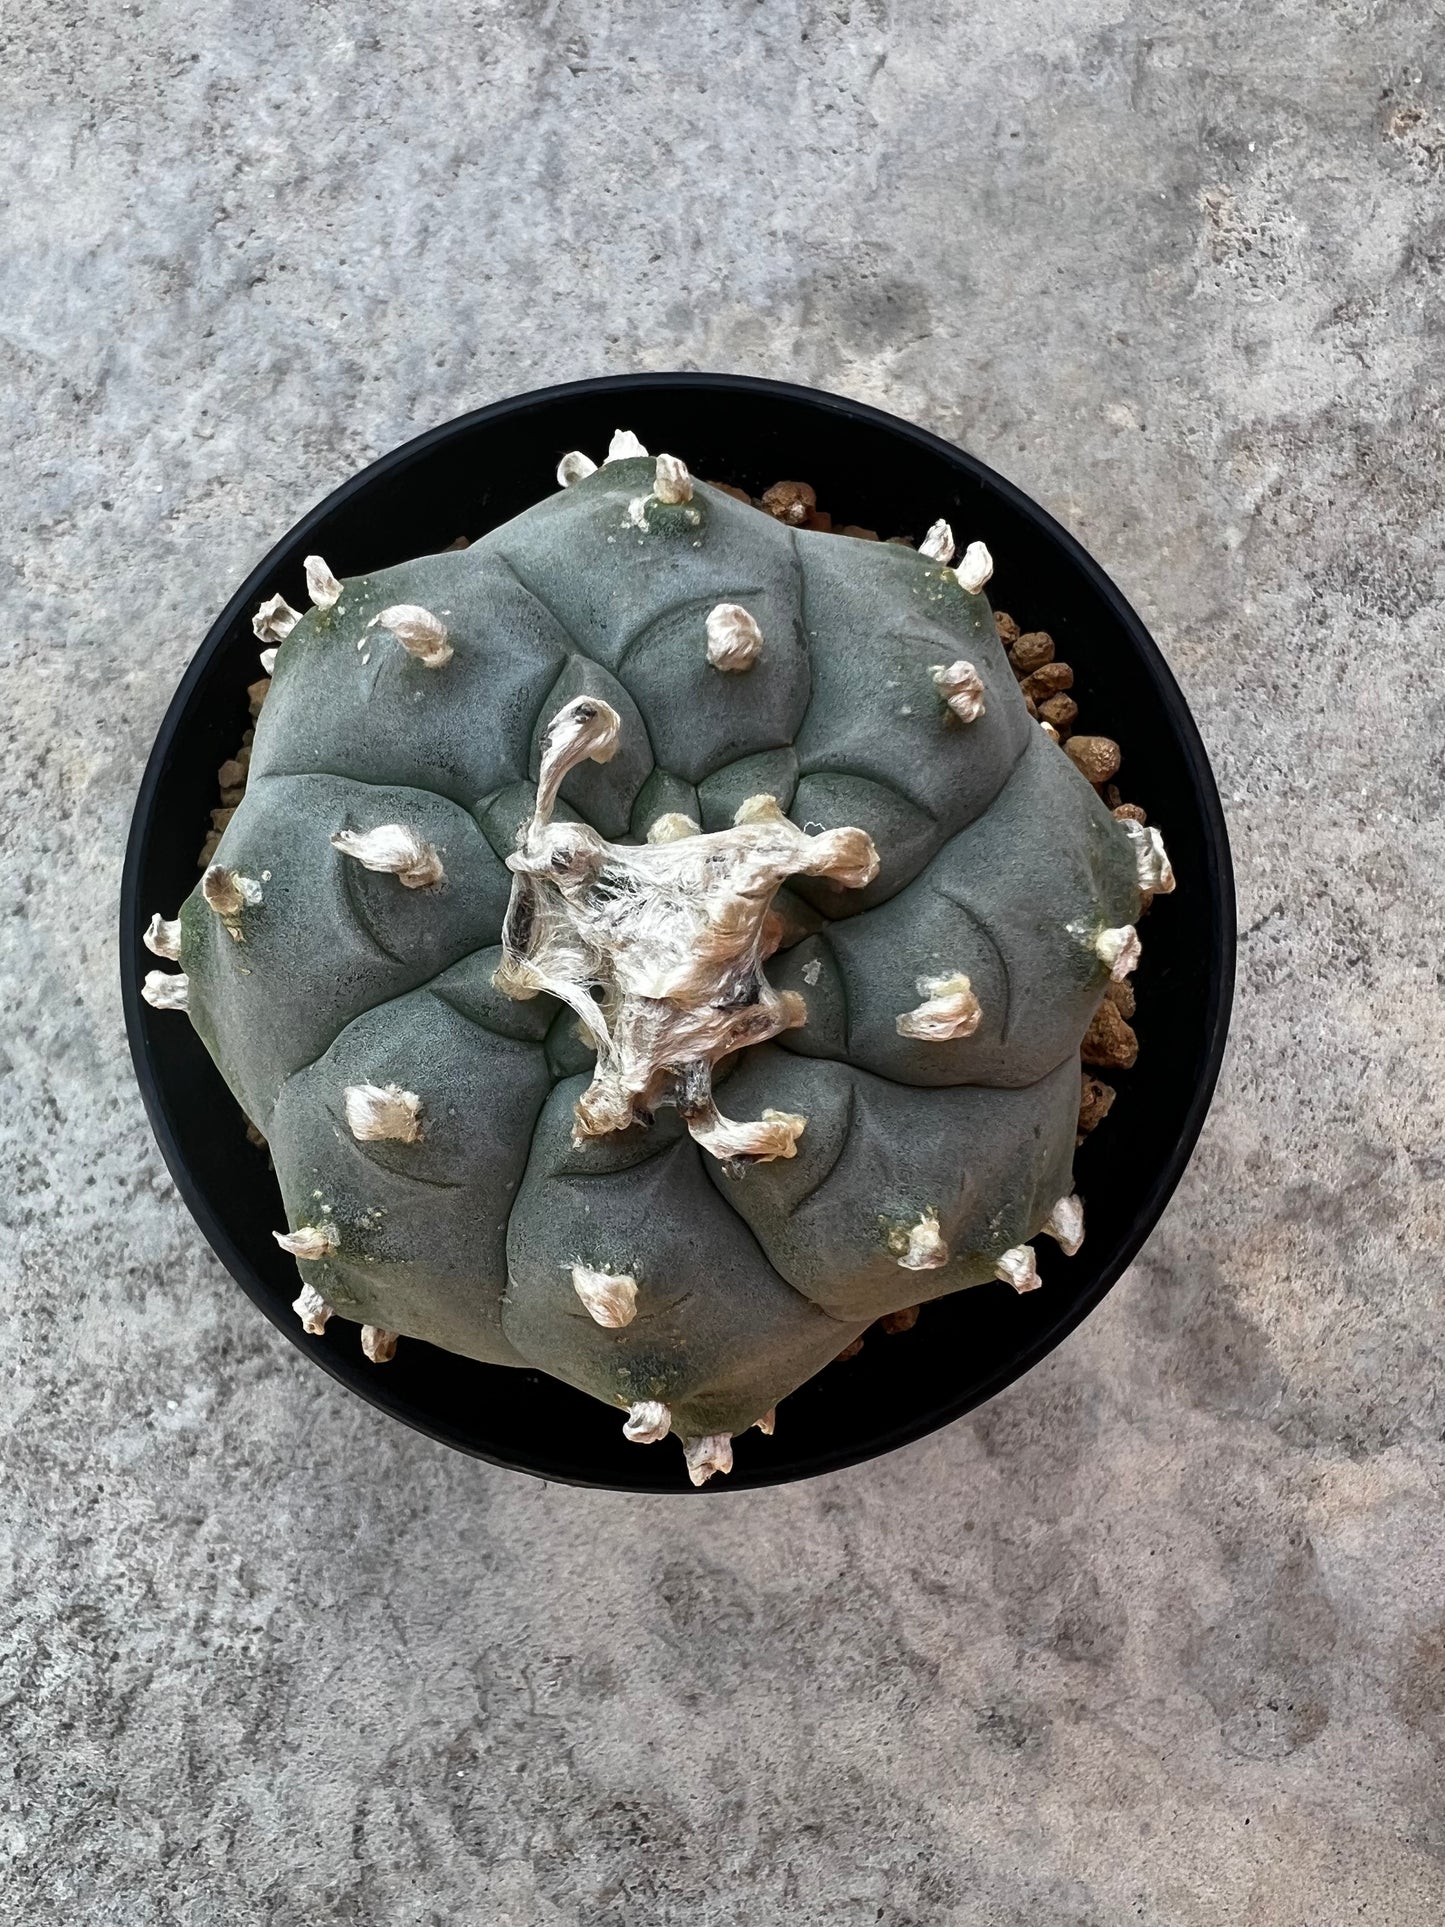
<box><xmin>143</xmin><ymin>431</ymin><xmax>1172</xmax><ymax>1484</ymax></box>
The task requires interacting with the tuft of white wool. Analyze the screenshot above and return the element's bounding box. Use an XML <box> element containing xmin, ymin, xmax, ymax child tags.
<box><xmin>605</xmin><ymin>429</ymin><xmax>649</xmax><ymax>463</ymax></box>
<box><xmin>274</xmin><ymin>1222</ymin><xmax>339</xmax><ymax>1260</ymax></box>
<box><xmin>1041</xmin><ymin>1194</ymin><xmax>1085</xmax><ymax>1257</ymax></box>
<box><xmin>201</xmin><ymin>865</ymin><xmax>262</xmax><ymax>921</ymax></box>
<box><xmin>259</xmin><ymin>646</ymin><xmax>278</xmax><ymax>675</ymax></box>
<box><xmin>920</xmin><ymin>519</ymin><xmax>956</xmax><ymax>564</ymax></box>
<box><xmin>252</xmin><ymin>593</ymin><xmax>301</xmax><ymax>645</ymax></box>
<box><xmin>646</xmin><ymin>812</ymin><xmax>701</xmax><ymax>844</ymax></box>
<box><xmin>557</xmin><ymin>450</ymin><xmax>599</xmax><ymax>487</ymax></box>
<box><xmin>687</xmin><ymin>1105</ymin><xmax>806</xmax><ymax>1164</ymax></box>
<box><xmin>329</xmin><ymin>823</ymin><xmax>444</xmax><ymax>889</ymax></box>
<box><xmin>343</xmin><ymin>1083</ymin><xmax>424</xmax><ymax>1144</ymax></box>
<box><xmin>144</xmin><ymin>914</ymin><xmax>182</xmax><ymax>961</ymax></box>
<box><xmin>683</xmin><ymin>1434</ymin><xmax>734</xmax><ymax>1486</ymax></box>
<box><xmin>732</xmin><ymin>793</ymin><xmax>788</xmax><ymax>826</ymax></box>
<box><xmin>292</xmin><ymin>1282</ymin><xmax>333</xmax><ymax>1335</ymax></box>
<box><xmin>369</xmin><ymin>605</ymin><xmax>453</xmax><ymax>668</ymax></box>
<box><xmin>304</xmin><ymin>555</ymin><xmax>342</xmax><ymax>608</ymax></box>
<box><xmin>955</xmin><ymin>541</ymin><xmax>994</xmax><ymax>594</ymax></box>
<box><xmin>652</xmin><ymin>454</ymin><xmax>693</xmax><ymax>505</ymax></box>
<box><xmin>571</xmin><ymin>1264</ymin><xmax>639</xmax><ymax>1328</ymax></box>
<box><xmin>142</xmin><ymin>969</ymin><xmax>189</xmax><ymax>1012</ymax></box>
<box><xmin>361</xmin><ymin>1326</ymin><xmax>399</xmax><ymax>1363</ymax></box>
<box><xmin>1121</xmin><ymin>819</ymin><xmax>1176</xmax><ymax>896</ymax></box>
<box><xmin>898</xmin><ymin>1211</ymin><xmax>949</xmax><ymax>1271</ymax></box>
<box><xmin>623</xmin><ymin>1400</ymin><xmax>672</xmax><ymax>1444</ymax></box>
<box><xmin>1096</xmin><ymin>925</ymin><xmax>1141</xmax><ymax>980</ymax></box>
<box><xmin>754</xmin><ymin>1409</ymin><xmax>776</xmax><ymax>1436</ymax></box>
<box><xmin>496</xmin><ymin>697</ymin><xmax>876</xmax><ymax>1166</ymax></box>
<box><xmin>705</xmin><ymin>602</ymin><xmax>763</xmax><ymax>672</ymax></box>
<box><xmin>994</xmin><ymin>1245</ymin><xmax>1041</xmax><ymax>1293</ymax></box>
<box><xmin>895</xmin><ymin>973</ymin><xmax>982</xmax><ymax>1043</ymax></box>
<box><xmin>930</xmin><ymin>660</ymin><xmax>986</xmax><ymax>724</ymax></box>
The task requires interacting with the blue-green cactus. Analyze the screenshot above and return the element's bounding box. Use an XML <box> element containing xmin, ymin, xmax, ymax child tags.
<box><xmin>143</xmin><ymin>431</ymin><xmax>1173</xmax><ymax>1483</ymax></box>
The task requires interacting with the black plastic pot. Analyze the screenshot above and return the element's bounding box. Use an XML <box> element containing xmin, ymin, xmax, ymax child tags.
<box><xmin>120</xmin><ymin>374</ymin><xmax>1235</xmax><ymax>1492</ymax></box>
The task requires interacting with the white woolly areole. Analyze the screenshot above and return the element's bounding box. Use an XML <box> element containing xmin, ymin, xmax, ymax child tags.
<box><xmin>705</xmin><ymin>602</ymin><xmax>763</xmax><ymax>672</ymax></box>
<box><xmin>252</xmin><ymin>593</ymin><xmax>301</xmax><ymax>644</ymax></box>
<box><xmin>896</xmin><ymin>973</ymin><xmax>982</xmax><ymax>1042</ymax></box>
<box><xmin>1096</xmin><ymin>925</ymin><xmax>1141</xmax><ymax>980</ymax></box>
<box><xmin>930</xmin><ymin>660</ymin><xmax>986</xmax><ymax>724</ymax></box>
<box><xmin>202</xmin><ymin>865</ymin><xmax>262</xmax><ymax>920</ymax></box>
<box><xmin>606</xmin><ymin>429</ymin><xmax>649</xmax><ymax>463</ymax></box>
<box><xmin>369</xmin><ymin>604</ymin><xmax>453</xmax><ymax>668</ymax></box>
<box><xmin>144</xmin><ymin>914</ymin><xmax>182</xmax><ymax>961</ymax></box>
<box><xmin>652</xmin><ymin>453</ymin><xmax>693</xmax><ymax>504</ymax></box>
<box><xmin>1040</xmin><ymin>720</ymin><xmax>1061</xmax><ymax>742</ymax></box>
<box><xmin>304</xmin><ymin>555</ymin><xmax>342</xmax><ymax>608</ymax></box>
<box><xmin>344</xmin><ymin>1082</ymin><xmax>424</xmax><ymax>1144</ymax></box>
<box><xmin>557</xmin><ymin>450</ymin><xmax>599</xmax><ymax>487</ymax></box>
<box><xmin>623</xmin><ymin>1400</ymin><xmax>671</xmax><ymax>1444</ymax></box>
<box><xmin>142</xmin><ymin>969</ymin><xmax>189</xmax><ymax>1012</ymax></box>
<box><xmin>754</xmin><ymin>1408</ymin><xmax>776</xmax><ymax>1436</ymax></box>
<box><xmin>292</xmin><ymin>1282</ymin><xmax>333</xmax><ymax>1335</ymax></box>
<box><xmin>571</xmin><ymin>1264</ymin><xmax>639</xmax><ymax>1328</ymax></box>
<box><xmin>1122</xmin><ymin>820</ymin><xmax>1176</xmax><ymax>895</ymax></box>
<box><xmin>683</xmin><ymin>1434</ymin><xmax>734</xmax><ymax>1486</ymax></box>
<box><xmin>732</xmin><ymin>793</ymin><xmax>788</xmax><ymax>827</ymax></box>
<box><xmin>274</xmin><ymin>1223</ymin><xmax>339</xmax><ymax>1260</ymax></box>
<box><xmin>897</xmin><ymin>1211</ymin><xmax>949</xmax><ymax>1271</ymax></box>
<box><xmin>1042</xmin><ymin>1194</ymin><xmax>1085</xmax><ymax>1256</ymax></box>
<box><xmin>995</xmin><ymin>1245</ymin><xmax>1040</xmax><ymax>1293</ymax></box>
<box><xmin>361</xmin><ymin>1326</ymin><xmax>399</xmax><ymax>1363</ymax></box>
<box><xmin>259</xmin><ymin>646</ymin><xmax>278</xmax><ymax>675</ymax></box>
<box><xmin>625</xmin><ymin>496</ymin><xmax>651</xmax><ymax>530</ymax></box>
<box><xmin>329</xmin><ymin>823</ymin><xmax>444</xmax><ymax>889</ymax></box>
<box><xmin>920</xmin><ymin>519</ymin><xmax>956</xmax><ymax>564</ymax></box>
<box><xmin>646</xmin><ymin>812</ymin><xmax>701</xmax><ymax>844</ymax></box>
<box><xmin>495</xmin><ymin>697</ymin><xmax>878</xmax><ymax>1166</ymax></box>
<box><xmin>955</xmin><ymin>541</ymin><xmax>994</xmax><ymax>594</ymax></box>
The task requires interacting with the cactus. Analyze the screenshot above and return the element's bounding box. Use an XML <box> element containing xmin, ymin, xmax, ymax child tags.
<box><xmin>143</xmin><ymin>436</ymin><xmax>1170</xmax><ymax>1484</ymax></box>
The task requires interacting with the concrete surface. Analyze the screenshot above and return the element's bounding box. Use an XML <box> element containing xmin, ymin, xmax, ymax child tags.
<box><xmin>2</xmin><ymin>2</ymin><xmax>1442</xmax><ymax>1921</ymax></box>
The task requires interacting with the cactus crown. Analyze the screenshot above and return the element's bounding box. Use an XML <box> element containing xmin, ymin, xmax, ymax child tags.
<box><xmin>145</xmin><ymin>437</ymin><xmax>1166</xmax><ymax>1484</ymax></box>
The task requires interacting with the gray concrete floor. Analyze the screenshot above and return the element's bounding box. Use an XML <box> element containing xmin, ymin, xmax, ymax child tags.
<box><xmin>3</xmin><ymin>2</ymin><xmax>1443</xmax><ymax>1921</ymax></box>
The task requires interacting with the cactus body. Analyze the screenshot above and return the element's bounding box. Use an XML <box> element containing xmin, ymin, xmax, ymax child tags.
<box><xmin>153</xmin><ymin>447</ymin><xmax>1157</xmax><ymax>1477</ymax></box>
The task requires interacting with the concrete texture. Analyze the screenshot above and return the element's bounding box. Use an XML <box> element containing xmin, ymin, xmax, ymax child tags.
<box><xmin>2</xmin><ymin>1</ymin><xmax>1442</xmax><ymax>1919</ymax></box>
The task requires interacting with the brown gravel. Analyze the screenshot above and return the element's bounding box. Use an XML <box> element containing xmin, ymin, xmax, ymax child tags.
<box><xmin>1010</xmin><ymin>630</ymin><xmax>1056</xmax><ymax>675</ymax></box>
<box><xmin>1019</xmin><ymin>662</ymin><xmax>1075</xmax><ymax>704</ymax></box>
<box><xmin>1105</xmin><ymin>978</ymin><xmax>1137</xmax><ymax>1020</ymax></box>
<box><xmin>1113</xmin><ymin>801</ymin><xmax>1147</xmax><ymax>825</ymax></box>
<box><xmin>1064</xmin><ymin>734</ymin><xmax>1122</xmax><ymax>785</ymax></box>
<box><xmin>994</xmin><ymin>611</ymin><xmax>1020</xmax><ymax>646</ymax></box>
<box><xmin>1082</xmin><ymin>998</ymin><xmax>1139</xmax><ymax>1070</ymax></box>
<box><xmin>1078</xmin><ymin>1075</ymin><xmax>1117</xmax><ymax>1137</ymax></box>
<box><xmin>760</xmin><ymin>480</ymin><xmax>817</xmax><ymax>525</ymax></box>
<box><xmin>1038</xmin><ymin>692</ymin><xmax>1078</xmax><ymax>733</ymax></box>
<box><xmin>880</xmin><ymin>1305</ymin><xmax>921</xmax><ymax>1334</ymax></box>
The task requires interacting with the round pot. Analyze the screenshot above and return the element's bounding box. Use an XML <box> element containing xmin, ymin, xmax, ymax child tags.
<box><xmin>120</xmin><ymin>374</ymin><xmax>1235</xmax><ymax>1492</ymax></box>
